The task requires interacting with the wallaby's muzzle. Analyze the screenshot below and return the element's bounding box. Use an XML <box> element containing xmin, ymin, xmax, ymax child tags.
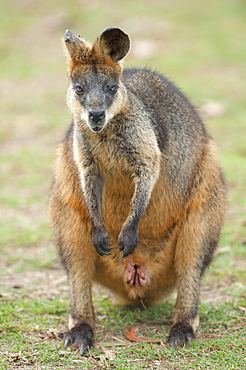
<box><xmin>88</xmin><ymin>110</ymin><xmax>106</xmax><ymax>132</ymax></box>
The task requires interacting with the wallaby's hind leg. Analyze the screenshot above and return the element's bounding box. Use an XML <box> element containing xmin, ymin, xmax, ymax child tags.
<box><xmin>166</xmin><ymin>190</ymin><xmax>225</xmax><ymax>347</ymax></box>
<box><xmin>49</xmin><ymin>197</ymin><xmax>96</xmax><ymax>354</ymax></box>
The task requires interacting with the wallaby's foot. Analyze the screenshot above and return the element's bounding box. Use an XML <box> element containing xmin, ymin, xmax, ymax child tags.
<box><xmin>92</xmin><ymin>228</ymin><xmax>112</xmax><ymax>256</ymax></box>
<box><xmin>166</xmin><ymin>322</ymin><xmax>195</xmax><ymax>349</ymax></box>
<box><xmin>63</xmin><ymin>322</ymin><xmax>94</xmax><ymax>355</ymax></box>
<box><xmin>118</xmin><ymin>226</ymin><xmax>138</xmax><ymax>258</ymax></box>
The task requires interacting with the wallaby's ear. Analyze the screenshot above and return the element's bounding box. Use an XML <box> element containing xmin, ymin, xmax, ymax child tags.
<box><xmin>64</xmin><ymin>30</ymin><xmax>91</xmax><ymax>61</ymax></box>
<box><xmin>95</xmin><ymin>27</ymin><xmax>130</xmax><ymax>62</ymax></box>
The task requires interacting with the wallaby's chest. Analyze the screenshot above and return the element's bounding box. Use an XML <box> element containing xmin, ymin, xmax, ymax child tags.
<box><xmin>86</xmin><ymin>132</ymin><xmax>138</xmax><ymax>176</ymax></box>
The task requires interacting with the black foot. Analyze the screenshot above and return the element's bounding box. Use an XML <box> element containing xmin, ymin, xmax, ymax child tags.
<box><xmin>166</xmin><ymin>322</ymin><xmax>195</xmax><ymax>349</ymax></box>
<box><xmin>63</xmin><ymin>322</ymin><xmax>94</xmax><ymax>355</ymax></box>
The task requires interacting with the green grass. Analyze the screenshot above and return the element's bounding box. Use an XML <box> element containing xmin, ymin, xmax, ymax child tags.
<box><xmin>0</xmin><ymin>0</ymin><xmax>246</xmax><ymax>368</ymax></box>
<box><xmin>1</xmin><ymin>290</ymin><xmax>245</xmax><ymax>369</ymax></box>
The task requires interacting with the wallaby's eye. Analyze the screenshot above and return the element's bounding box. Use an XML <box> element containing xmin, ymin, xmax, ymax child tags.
<box><xmin>74</xmin><ymin>84</ymin><xmax>84</xmax><ymax>95</ymax></box>
<box><xmin>108</xmin><ymin>84</ymin><xmax>118</xmax><ymax>94</ymax></box>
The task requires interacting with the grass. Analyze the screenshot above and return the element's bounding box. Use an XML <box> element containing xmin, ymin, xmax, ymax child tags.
<box><xmin>0</xmin><ymin>0</ymin><xmax>245</xmax><ymax>369</ymax></box>
<box><xmin>1</xmin><ymin>290</ymin><xmax>245</xmax><ymax>369</ymax></box>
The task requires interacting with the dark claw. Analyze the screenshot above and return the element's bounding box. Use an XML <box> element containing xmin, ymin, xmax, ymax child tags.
<box><xmin>121</xmin><ymin>246</ymin><xmax>136</xmax><ymax>257</ymax></box>
<box><xmin>165</xmin><ymin>336</ymin><xmax>178</xmax><ymax>350</ymax></box>
<box><xmin>122</xmin><ymin>246</ymin><xmax>135</xmax><ymax>258</ymax></box>
<box><xmin>64</xmin><ymin>337</ymin><xmax>72</xmax><ymax>347</ymax></box>
<box><xmin>97</xmin><ymin>246</ymin><xmax>113</xmax><ymax>256</ymax></box>
<box><xmin>166</xmin><ymin>322</ymin><xmax>195</xmax><ymax>347</ymax></box>
<box><xmin>92</xmin><ymin>228</ymin><xmax>113</xmax><ymax>256</ymax></box>
<box><xmin>80</xmin><ymin>343</ymin><xmax>89</xmax><ymax>355</ymax></box>
<box><xmin>118</xmin><ymin>226</ymin><xmax>138</xmax><ymax>257</ymax></box>
<box><xmin>100</xmin><ymin>251</ymin><xmax>112</xmax><ymax>256</ymax></box>
<box><xmin>63</xmin><ymin>322</ymin><xmax>94</xmax><ymax>355</ymax></box>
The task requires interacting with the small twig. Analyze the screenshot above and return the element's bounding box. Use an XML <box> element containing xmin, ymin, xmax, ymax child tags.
<box><xmin>140</xmin><ymin>299</ymin><xmax>148</xmax><ymax>310</ymax></box>
<box><xmin>111</xmin><ymin>336</ymin><xmax>126</xmax><ymax>343</ymax></box>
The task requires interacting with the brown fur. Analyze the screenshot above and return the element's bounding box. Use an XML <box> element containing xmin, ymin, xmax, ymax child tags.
<box><xmin>48</xmin><ymin>28</ymin><xmax>227</xmax><ymax>353</ymax></box>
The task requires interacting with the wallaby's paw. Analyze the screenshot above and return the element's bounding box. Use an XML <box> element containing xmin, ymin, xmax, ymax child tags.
<box><xmin>118</xmin><ymin>227</ymin><xmax>138</xmax><ymax>257</ymax></box>
<box><xmin>92</xmin><ymin>228</ymin><xmax>112</xmax><ymax>256</ymax></box>
<box><xmin>63</xmin><ymin>322</ymin><xmax>94</xmax><ymax>355</ymax></box>
<box><xmin>165</xmin><ymin>322</ymin><xmax>195</xmax><ymax>349</ymax></box>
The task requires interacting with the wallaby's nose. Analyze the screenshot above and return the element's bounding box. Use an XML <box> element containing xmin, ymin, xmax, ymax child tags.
<box><xmin>89</xmin><ymin>110</ymin><xmax>105</xmax><ymax>123</ymax></box>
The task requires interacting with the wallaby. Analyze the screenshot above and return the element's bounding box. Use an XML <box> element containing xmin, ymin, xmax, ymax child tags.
<box><xmin>48</xmin><ymin>27</ymin><xmax>227</xmax><ymax>354</ymax></box>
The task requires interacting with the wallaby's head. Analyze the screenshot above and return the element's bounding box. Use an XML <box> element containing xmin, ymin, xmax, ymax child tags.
<box><xmin>64</xmin><ymin>28</ymin><xmax>130</xmax><ymax>132</ymax></box>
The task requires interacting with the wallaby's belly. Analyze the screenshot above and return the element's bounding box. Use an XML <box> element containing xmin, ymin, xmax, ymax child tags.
<box><xmin>102</xmin><ymin>170</ymin><xmax>178</xmax><ymax>240</ymax></box>
<box><xmin>94</xmin><ymin>244</ymin><xmax>176</xmax><ymax>304</ymax></box>
<box><xmin>93</xmin><ymin>173</ymin><xmax>178</xmax><ymax>304</ymax></box>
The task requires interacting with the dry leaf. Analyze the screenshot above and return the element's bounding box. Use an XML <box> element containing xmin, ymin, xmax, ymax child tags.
<box><xmin>238</xmin><ymin>306</ymin><xmax>246</xmax><ymax>314</ymax></box>
<box><xmin>124</xmin><ymin>326</ymin><xmax>161</xmax><ymax>343</ymax></box>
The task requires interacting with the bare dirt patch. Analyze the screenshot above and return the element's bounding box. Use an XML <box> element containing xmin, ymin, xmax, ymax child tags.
<box><xmin>2</xmin><ymin>265</ymin><xmax>237</xmax><ymax>304</ymax></box>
